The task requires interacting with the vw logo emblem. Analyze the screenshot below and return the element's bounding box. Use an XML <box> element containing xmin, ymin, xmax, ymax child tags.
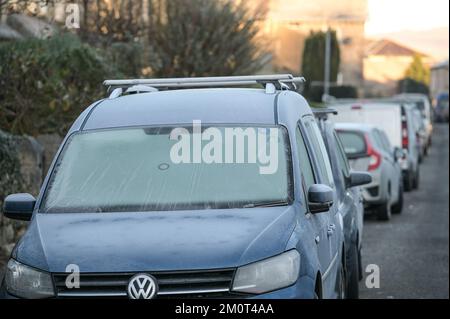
<box><xmin>127</xmin><ymin>274</ymin><xmax>158</xmax><ymax>299</ymax></box>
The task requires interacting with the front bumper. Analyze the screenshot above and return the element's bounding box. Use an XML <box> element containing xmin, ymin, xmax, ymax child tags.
<box><xmin>360</xmin><ymin>170</ymin><xmax>384</xmax><ymax>205</ymax></box>
<box><xmin>0</xmin><ymin>274</ymin><xmax>316</xmax><ymax>300</ymax></box>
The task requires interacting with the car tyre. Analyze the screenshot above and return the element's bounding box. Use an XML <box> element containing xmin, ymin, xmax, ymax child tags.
<box><xmin>413</xmin><ymin>168</ymin><xmax>420</xmax><ymax>190</ymax></box>
<box><xmin>346</xmin><ymin>242</ymin><xmax>359</xmax><ymax>299</ymax></box>
<box><xmin>357</xmin><ymin>247</ymin><xmax>363</xmax><ymax>281</ymax></box>
<box><xmin>404</xmin><ymin>171</ymin><xmax>414</xmax><ymax>192</ymax></box>
<box><xmin>376</xmin><ymin>201</ymin><xmax>391</xmax><ymax>221</ymax></box>
<box><xmin>392</xmin><ymin>183</ymin><xmax>404</xmax><ymax>214</ymax></box>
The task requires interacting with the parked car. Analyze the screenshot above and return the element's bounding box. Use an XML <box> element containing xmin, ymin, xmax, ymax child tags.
<box><xmin>329</xmin><ymin>101</ymin><xmax>420</xmax><ymax>192</ymax></box>
<box><xmin>334</xmin><ymin>123</ymin><xmax>403</xmax><ymax>221</ymax></box>
<box><xmin>314</xmin><ymin>109</ymin><xmax>372</xmax><ymax>299</ymax></box>
<box><xmin>1</xmin><ymin>74</ymin><xmax>349</xmax><ymax>299</ymax></box>
<box><xmin>395</xmin><ymin>93</ymin><xmax>433</xmax><ymax>151</ymax></box>
<box><xmin>410</xmin><ymin>107</ymin><xmax>428</xmax><ymax>163</ymax></box>
<box><xmin>434</xmin><ymin>92</ymin><xmax>449</xmax><ymax>123</ymax></box>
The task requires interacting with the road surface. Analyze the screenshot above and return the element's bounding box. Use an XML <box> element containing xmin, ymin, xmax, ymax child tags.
<box><xmin>359</xmin><ymin>123</ymin><xmax>449</xmax><ymax>299</ymax></box>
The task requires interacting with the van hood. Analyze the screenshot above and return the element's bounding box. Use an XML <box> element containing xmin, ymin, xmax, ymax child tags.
<box><xmin>14</xmin><ymin>207</ymin><xmax>297</xmax><ymax>273</ymax></box>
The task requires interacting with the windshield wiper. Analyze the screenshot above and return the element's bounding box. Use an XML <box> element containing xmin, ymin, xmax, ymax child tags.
<box><xmin>243</xmin><ymin>201</ymin><xmax>289</xmax><ymax>208</ymax></box>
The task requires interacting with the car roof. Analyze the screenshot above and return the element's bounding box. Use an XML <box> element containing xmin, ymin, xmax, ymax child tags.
<box><xmin>334</xmin><ymin>122</ymin><xmax>376</xmax><ymax>133</ymax></box>
<box><xmin>395</xmin><ymin>93</ymin><xmax>429</xmax><ymax>101</ymax></box>
<box><xmin>79</xmin><ymin>88</ymin><xmax>279</xmax><ymax>131</ymax></box>
<box><xmin>331</xmin><ymin>100</ymin><xmax>402</xmax><ymax>108</ymax></box>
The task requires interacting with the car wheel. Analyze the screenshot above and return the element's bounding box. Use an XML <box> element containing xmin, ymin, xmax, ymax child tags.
<box><xmin>376</xmin><ymin>201</ymin><xmax>391</xmax><ymax>221</ymax></box>
<box><xmin>413</xmin><ymin>168</ymin><xmax>420</xmax><ymax>190</ymax></box>
<box><xmin>346</xmin><ymin>242</ymin><xmax>359</xmax><ymax>299</ymax></box>
<box><xmin>338</xmin><ymin>261</ymin><xmax>346</xmax><ymax>299</ymax></box>
<box><xmin>392</xmin><ymin>183</ymin><xmax>404</xmax><ymax>214</ymax></box>
<box><xmin>358</xmin><ymin>247</ymin><xmax>363</xmax><ymax>281</ymax></box>
<box><xmin>404</xmin><ymin>171</ymin><xmax>414</xmax><ymax>192</ymax></box>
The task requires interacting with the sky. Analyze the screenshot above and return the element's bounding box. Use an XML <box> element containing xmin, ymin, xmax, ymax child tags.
<box><xmin>366</xmin><ymin>0</ymin><xmax>450</xmax><ymax>35</ymax></box>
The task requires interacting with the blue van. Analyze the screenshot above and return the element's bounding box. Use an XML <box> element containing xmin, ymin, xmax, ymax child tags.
<box><xmin>1</xmin><ymin>75</ymin><xmax>368</xmax><ymax>299</ymax></box>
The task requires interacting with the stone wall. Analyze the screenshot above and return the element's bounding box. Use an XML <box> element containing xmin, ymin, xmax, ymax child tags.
<box><xmin>0</xmin><ymin>130</ymin><xmax>62</xmax><ymax>257</ymax></box>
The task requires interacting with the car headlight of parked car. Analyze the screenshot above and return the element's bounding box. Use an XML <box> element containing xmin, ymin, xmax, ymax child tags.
<box><xmin>232</xmin><ymin>250</ymin><xmax>300</xmax><ymax>294</ymax></box>
<box><xmin>5</xmin><ymin>259</ymin><xmax>54</xmax><ymax>299</ymax></box>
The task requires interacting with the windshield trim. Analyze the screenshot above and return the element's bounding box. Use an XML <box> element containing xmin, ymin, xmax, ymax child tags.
<box><xmin>39</xmin><ymin>124</ymin><xmax>295</xmax><ymax>214</ymax></box>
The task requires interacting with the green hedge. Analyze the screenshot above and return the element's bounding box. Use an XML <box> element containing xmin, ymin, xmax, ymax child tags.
<box><xmin>0</xmin><ymin>34</ymin><xmax>119</xmax><ymax>136</ymax></box>
<box><xmin>397</xmin><ymin>78</ymin><xmax>430</xmax><ymax>95</ymax></box>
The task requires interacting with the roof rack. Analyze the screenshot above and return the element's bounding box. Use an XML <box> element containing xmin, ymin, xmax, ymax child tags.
<box><xmin>103</xmin><ymin>74</ymin><xmax>306</xmax><ymax>97</ymax></box>
<box><xmin>312</xmin><ymin>107</ymin><xmax>338</xmax><ymax>117</ymax></box>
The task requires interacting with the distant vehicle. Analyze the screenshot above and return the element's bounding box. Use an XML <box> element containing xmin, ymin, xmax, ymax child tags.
<box><xmin>314</xmin><ymin>109</ymin><xmax>372</xmax><ymax>299</ymax></box>
<box><xmin>411</xmin><ymin>107</ymin><xmax>428</xmax><ymax>163</ymax></box>
<box><xmin>434</xmin><ymin>92</ymin><xmax>449</xmax><ymax>123</ymax></box>
<box><xmin>329</xmin><ymin>101</ymin><xmax>420</xmax><ymax>192</ymax></box>
<box><xmin>395</xmin><ymin>94</ymin><xmax>433</xmax><ymax>151</ymax></box>
<box><xmin>334</xmin><ymin>123</ymin><xmax>403</xmax><ymax>221</ymax></box>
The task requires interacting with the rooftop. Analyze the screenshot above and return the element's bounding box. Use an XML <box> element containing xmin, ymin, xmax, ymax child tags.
<box><xmin>366</xmin><ymin>39</ymin><xmax>428</xmax><ymax>57</ymax></box>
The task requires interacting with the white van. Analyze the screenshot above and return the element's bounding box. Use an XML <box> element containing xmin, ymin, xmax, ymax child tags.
<box><xmin>329</xmin><ymin>101</ymin><xmax>420</xmax><ymax>191</ymax></box>
<box><xmin>395</xmin><ymin>93</ymin><xmax>433</xmax><ymax>151</ymax></box>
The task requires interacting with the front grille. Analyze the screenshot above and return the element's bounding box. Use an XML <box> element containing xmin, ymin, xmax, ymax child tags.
<box><xmin>53</xmin><ymin>269</ymin><xmax>244</xmax><ymax>299</ymax></box>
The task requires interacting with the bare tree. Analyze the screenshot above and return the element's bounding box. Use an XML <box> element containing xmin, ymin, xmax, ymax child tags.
<box><xmin>147</xmin><ymin>0</ymin><xmax>267</xmax><ymax>77</ymax></box>
<box><xmin>0</xmin><ymin>0</ymin><xmax>52</xmax><ymax>16</ymax></box>
<box><xmin>77</xmin><ymin>0</ymin><xmax>145</xmax><ymax>46</ymax></box>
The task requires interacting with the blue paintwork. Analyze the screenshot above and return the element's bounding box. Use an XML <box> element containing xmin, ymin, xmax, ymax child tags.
<box><xmin>2</xmin><ymin>88</ymin><xmax>345</xmax><ymax>299</ymax></box>
<box><xmin>14</xmin><ymin>207</ymin><xmax>297</xmax><ymax>273</ymax></box>
<box><xmin>317</xmin><ymin>119</ymin><xmax>363</xmax><ymax>250</ymax></box>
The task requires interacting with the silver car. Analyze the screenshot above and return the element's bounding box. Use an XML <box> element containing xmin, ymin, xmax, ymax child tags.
<box><xmin>395</xmin><ymin>93</ymin><xmax>433</xmax><ymax>153</ymax></box>
<box><xmin>335</xmin><ymin>123</ymin><xmax>404</xmax><ymax>221</ymax></box>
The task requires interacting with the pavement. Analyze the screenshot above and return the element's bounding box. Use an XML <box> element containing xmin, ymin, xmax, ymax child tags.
<box><xmin>359</xmin><ymin>123</ymin><xmax>449</xmax><ymax>299</ymax></box>
<box><xmin>0</xmin><ymin>125</ymin><xmax>448</xmax><ymax>298</ymax></box>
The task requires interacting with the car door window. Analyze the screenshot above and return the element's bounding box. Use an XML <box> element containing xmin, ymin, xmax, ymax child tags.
<box><xmin>302</xmin><ymin>116</ymin><xmax>334</xmax><ymax>186</ymax></box>
<box><xmin>333</xmin><ymin>132</ymin><xmax>350</xmax><ymax>179</ymax></box>
<box><xmin>380</xmin><ymin>131</ymin><xmax>393</xmax><ymax>152</ymax></box>
<box><xmin>377</xmin><ymin>130</ymin><xmax>389</xmax><ymax>152</ymax></box>
<box><xmin>296</xmin><ymin>126</ymin><xmax>316</xmax><ymax>189</ymax></box>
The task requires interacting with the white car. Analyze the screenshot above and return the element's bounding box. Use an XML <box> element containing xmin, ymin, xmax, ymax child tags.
<box><xmin>335</xmin><ymin>123</ymin><xmax>403</xmax><ymax>221</ymax></box>
<box><xmin>328</xmin><ymin>101</ymin><xmax>420</xmax><ymax>191</ymax></box>
<box><xmin>395</xmin><ymin>93</ymin><xmax>433</xmax><ymax>152</ymax></box>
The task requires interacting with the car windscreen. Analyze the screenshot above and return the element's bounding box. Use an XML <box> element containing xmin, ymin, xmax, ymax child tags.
<box><xmin>337</xmin><ymin>130</ymin><xmax>367</xmax><ymax>158</ymax></box>
<box><xmin>414</xmin><ymin>101</ymin><xmax>427</xmax><ymax>118</ymax></box>
<box><xmin>41</xmin><ymin>125</ymin><xmax>293</xmax><ymax>213</ymax></box>
<box><xmin>438</xmin><ymin>96</ymin><xmax>449</xmax><ymax>109</ymax></box>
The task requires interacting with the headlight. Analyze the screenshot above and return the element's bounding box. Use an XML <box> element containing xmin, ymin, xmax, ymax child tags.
<box><xmin>232</xmin><ymin>250</ymin><xmax>300</xmax><ymax>294</ymax></box>
<box><xmin>5</xmin><ymin>259</ymin><xmax>54</xmax><ymax>299</ymax></box>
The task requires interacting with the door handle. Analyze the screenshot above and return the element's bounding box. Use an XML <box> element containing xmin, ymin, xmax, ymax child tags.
<box><xmin>327</xmin><ymin>224</ymin><xmax>336</xmax><ymax>237</ymax></box>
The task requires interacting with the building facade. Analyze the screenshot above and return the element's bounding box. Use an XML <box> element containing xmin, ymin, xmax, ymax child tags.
<box><xmin>257</xmin><ymin>0</ymin><xmax>368</xmax><ymax>92</ymax></box>
<box><xmin>363</xmin><ymin>39</ymin><xmax>434</xmax><ymax>97</ymax></box>
<box><xmin>430</xmin><ymin>60</ymin><xmax>449</xmax><ymax>99</ymax></box>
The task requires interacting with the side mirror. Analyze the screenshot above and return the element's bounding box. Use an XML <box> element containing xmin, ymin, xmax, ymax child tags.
<box><xmin>308</xmin><ymin>184</ymin><xmax>334</xmax><ymax>214</ymax></box>
<box><xmin>2</xmin><ymin>193</ymin><xmax>36</xmax><ymax>221</ymax></box>
<box><xmin>348</xmin><ymin>171</ymin><xmax>372</xmax><ymax>188</ymax></box>
<box><xmin>393</xmin><ymin>147</ymin><xmax>404</xmax><ymax>161</ymax></box>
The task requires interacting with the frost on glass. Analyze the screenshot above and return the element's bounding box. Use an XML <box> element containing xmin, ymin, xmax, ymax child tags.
<box><xmin>42</xmin><ymin>126</ymin><xmax>293</xmax><ymax>213</ymax></box>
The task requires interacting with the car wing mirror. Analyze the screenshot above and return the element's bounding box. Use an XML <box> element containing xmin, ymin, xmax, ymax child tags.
<box><xmin>348</xmin><ymin>171</ymin><xmax>372</xmax><ymax>188</ymax></box>
<box><xmin>3</xmin><ymin>193</ymin><xmax>36</xmax><ymax>221</ymax></box>
<box><xmin>308</xmin><ymin>184</ymin><xmax>334</xmax><ymax>214</ymax></box>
